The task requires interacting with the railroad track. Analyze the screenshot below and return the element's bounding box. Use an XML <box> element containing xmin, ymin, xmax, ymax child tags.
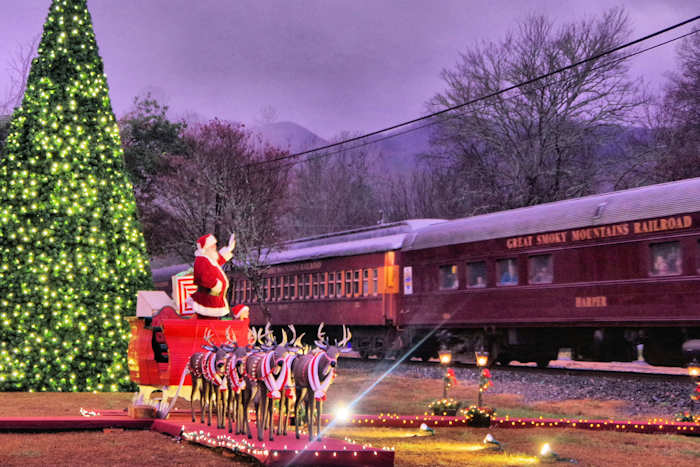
<box><xmin>340</xmin><ymin>354</ymin><xmax>691</xmax><ymax>382</ymax></box>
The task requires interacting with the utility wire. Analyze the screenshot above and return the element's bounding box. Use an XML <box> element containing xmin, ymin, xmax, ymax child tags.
<box><xmin>258</xmin><ymin>27</ymin><xmax>699</xmax><ymax>174</ymax></box>
<box><xmin>243</xmin><ymin>15</ymin><xmax>699</xmax><ymax>171</ymax></box>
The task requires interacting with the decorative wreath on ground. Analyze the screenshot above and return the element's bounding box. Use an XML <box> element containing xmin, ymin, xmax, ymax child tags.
<box><xmin>428</xmin><ymin>398</ymin><xmax>462</xmax><ymax>416</ymax></box>
<box><xmin>460</xmin><ymin>405</ymin><xmax>494</xmax><ymax>427</ymax></box>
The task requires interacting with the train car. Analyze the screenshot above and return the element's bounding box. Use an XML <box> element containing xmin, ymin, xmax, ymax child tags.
<box><xmin>237</xmin><ymin>178</ymin><xmax>700</xmax><ymax>367</ymax></box>
<box><xmin>400</xmin><ymin>178</ymin><xmax>700</xmax><ymax>367</ymax></box>
<box><xmin>234</xmin><ymin>220</ymin><xmax>444</xmax><ymax>358</ymax></box>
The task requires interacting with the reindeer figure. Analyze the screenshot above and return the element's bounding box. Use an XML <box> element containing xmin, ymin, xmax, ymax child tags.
<box><xmin>187</xmin><ymin>328</ymin><xmax>229</xmax><ymax>428</ymax></box>
<box><xmin>292</xmin><ymin>323</ymin><xmax>351</xmax><ymax>441</ymax></box>
<box><xmin>275</xmin><ymin>325</ymin><xmax>305</xmax><ymax>436</ymax></box>
<box><xmin>242</xmin><ymin>323</ymin><xmax>300</xmax><ymax>441</ymax></box>
<box><xmin>222</xmin><ymin>327</ymin><xmax>256</xmax><ymax>434</ymax></box>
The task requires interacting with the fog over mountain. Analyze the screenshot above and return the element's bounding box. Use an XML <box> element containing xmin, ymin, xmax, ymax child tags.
<box><xmin>255</xmin><ymin>121</ymin><xmax>434</xmax><ymax>174</ymax></box>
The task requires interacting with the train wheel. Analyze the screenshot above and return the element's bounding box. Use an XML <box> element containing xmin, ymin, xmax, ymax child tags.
<box><xmin>359</xmin><ymin>350</ymin><xmax>370</xmax><ymax>360</ymax></box>
<box><xmin>419</xmin><ymin>352</ymin><xmax>435</xmax><ymax>362</ymax></box>
<box><xmin>496</xmin><ymin>356</ymin><xmax>511</xmax><ymax>366</ymax></box>
<box><xmin>536</xmin><ymin>360</ymin><xmax>550</xmax><ymax>369</ymax></box>
<box><xmin>374</xmin><ymin>351</ymin><xmax>386</xmax><ymax>360</ymax></box>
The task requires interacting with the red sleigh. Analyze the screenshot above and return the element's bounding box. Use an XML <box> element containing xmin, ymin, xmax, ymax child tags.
<box><xmin>127</xmin><ymin>273</ymin><xmax>249</xmax><ymax>399</ymax></box>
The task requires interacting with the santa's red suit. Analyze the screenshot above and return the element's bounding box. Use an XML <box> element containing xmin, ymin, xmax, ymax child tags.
<box><xmin>190</xmin><ymin>234</ymin><xmax>234</xmax><ymax>318</ymax></box>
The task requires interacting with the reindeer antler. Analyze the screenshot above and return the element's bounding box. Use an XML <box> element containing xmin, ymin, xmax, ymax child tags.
<box><xmin>294</xmin><ymin>332</ymin><xmax>306</xmax><ymax>348</ymax></box>
<box><xmin>248</xmin><ymin>328</ymin><xmax>257</xmax><ymax>346</ymax></box>
<box><xmin>288</xmin><ymin>324</ymin><xmax>297</xmax><ymax>344</ymax></box>
<box><xmin>314</xmin><ymin>322</ymin><xmax>328</xmax><ymax>349</ymax></box>
<box><xmin>338</xmin><ymin>325</ymin><xmax>352</xmax><ymax>348</ymax></box>
<box><xmin>225</xmin><ymin>326</ymin><xmax>237</xmax><ymax>346</ymax></box>
<box><xmin>280</xmin><ymin>328</ymin><xmax>288</xmax><ymax>346</ymax></box>
<box><xmin>255</xmin><ymin>327</ymin><xmax>266</xmax><ymax>346</ymax></box>
<box><xmin>263</xmin><ymin>322</ymin><xmax>275</xmax><ymax>346</ymax></box>
<box><xmin>203</xmin><ymin>328</ymin><xmax>215</xmax><ymax>346</ymax></box>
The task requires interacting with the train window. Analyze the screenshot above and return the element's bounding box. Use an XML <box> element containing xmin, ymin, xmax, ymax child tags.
<box><xmin>263</xmin><ymin>279</ymin><xmax>269</xmax><ymax>300</ymax></box>
<box><xmin>363</xmin><ymin>270</ymin><xmax>369</xmax><ymax>296</ymax></box>
<box><xmin>337</xmin><ymin>272</ymin><xmax>343</xmax><ymax>297</ymax></box>
<box><xmin>320</xmin><ymin>272</ymin><xmax>326</xmax><ymax>297</ymax></box>
<box><xmin>345</xmin><ymin>271</ymin><xmax>352</xmax><ymax>297</ymax></box>
<box><xmin>282</xmin><ymin>276</ymin><xmax>288</xmax><ymax>299</ymax></box>
<box><xmin>439</xmin><ymin>264</ymin><xmax>459</xmax><ymax>290</ymax></box>
<box><xmin>467</xmin><ymin>261</ymin><xmax>487</xmax><ymax>288</ymax></box>
<box><xmin>289</xmin><ymin>276</ymin><xmax>296</xmax><ymax>299</ymax></box>
<box><xmin>328</xmin><ymin>272</ymin><xmax>335</xmax><ymax>296</ymax></box>
<box><xmin>353</xmin><ymin>270</ymin><xmax>360</xmax><ymax>295</ymax></box>
<box><xmin>529</xmin><ymin>255</ymin><xmax>553</xmax><ymax>284</ymax></box>
<box><xmin>373</xmin><ymin>268</ymin><xmax>378</xmax><ymax>295</ymax></box>
<box><xmin>649</xmin><ymin>241</ymin><xmax>682</xmax><ymax>276</ymax></box>
<box><xmin>277</xmin><ymin>276</ymin><xmax>282</xmax><ymax>299</ymax></box>
<box><xmin>303</xmin><ymin>274</ymin><xmax>310</xmax><ymax>298</ymax></box>
<box><xmin>497</xmin><ymin>258</ymin><xmax>518</xmax><ymax>286</ymax></box>
<box><xmin>269</xmin><ymin>277</ymin><xmax>275</xmax><ymax>300</ymax></box>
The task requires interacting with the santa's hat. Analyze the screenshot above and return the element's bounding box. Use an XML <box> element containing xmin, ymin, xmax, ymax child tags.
<box><xmin>196</xmin><ymin>234</ymin><xmax>217</xmax><ymax>253</ymax></box>
<box><xmin>231</xmin><ymin>304</ymin><xmax>249</xmax><ymax>320</ymax></box>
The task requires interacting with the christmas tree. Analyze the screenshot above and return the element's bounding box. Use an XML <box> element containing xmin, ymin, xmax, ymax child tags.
<box><xmin>0</xmin><ymin>0</ymin><xmax>152</xmax><ymax>391</ymax></box>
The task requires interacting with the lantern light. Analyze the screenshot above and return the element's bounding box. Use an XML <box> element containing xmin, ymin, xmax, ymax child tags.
<box><xmin>475</xmin><ymin>350</ymin><xmax>489</xmax><ymax>367</ymax></box>
<box><xmin>438</xmin><ymin>348</ymin><xmax>452</xmax><ymax>366</ymax></box>
<box><xmin>689</xmin><ymin>364</ymin><xmax>700</xmax><ymax>378</ymax></box>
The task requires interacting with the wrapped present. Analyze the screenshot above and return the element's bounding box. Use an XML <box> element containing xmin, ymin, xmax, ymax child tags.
<box><xmin>172</xmin><ymin>269</ymin><xmax>196</xmax><ymax>315</ymax></box>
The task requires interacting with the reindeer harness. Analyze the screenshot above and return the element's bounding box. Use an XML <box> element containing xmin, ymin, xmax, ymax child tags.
<box><xmin>308</xmin><ymin>351</ymin><xmax>336</xmax><ymax>401</ymax></box>
<box><xmin>259</xmin><ymin>352</ymin><xmax>285</xmax><ymax>399</ymax></box>
<box><xmin>225</xmin><ymin>354</ymin><xmax>247</xmax><ymax>393</ymax></box>
<box><xmin>201</xmin><ymin>351</ymin><xmax>227</xmax><ymax>392</ymax></box>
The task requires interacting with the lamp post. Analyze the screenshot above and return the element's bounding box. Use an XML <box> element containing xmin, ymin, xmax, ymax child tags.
<box><xmin>689</xmin><ymin>359</ymin><xmax>700</xmax><ymax>416</ymax></box>
<box><xmin>438</xmin><ymin>348</ymin><xmax>452</xmax><ymax>398</ymax></box>
<box><xmin>475</xmin><ymin>350</ymin><xmax>489</xmax><ymax>407</ymax></box>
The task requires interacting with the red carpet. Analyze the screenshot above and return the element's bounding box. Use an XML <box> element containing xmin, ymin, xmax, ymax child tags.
<box><xmin>155</xmin><ymin>415</ymin><xmax>394</xmax><ymax>467</ymax></box>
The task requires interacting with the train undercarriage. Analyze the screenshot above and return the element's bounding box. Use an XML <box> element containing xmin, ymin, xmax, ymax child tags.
<box><xmin>296</xmin><ymin>324</ymin><xmax>700</xmax><ymax>368</ymax></box>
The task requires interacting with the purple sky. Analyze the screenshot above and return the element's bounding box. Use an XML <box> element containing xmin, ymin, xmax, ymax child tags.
<box><xmin>1</xmin><ymin>0</ymin><xmax>697</xmax><ymax>139</ymax></box>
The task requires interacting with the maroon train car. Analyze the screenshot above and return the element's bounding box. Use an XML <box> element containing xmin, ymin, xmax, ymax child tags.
<box><xmin>240</xmin><ymin>178</ymin><xmax>700</xmax><ymax>367</ymax></box>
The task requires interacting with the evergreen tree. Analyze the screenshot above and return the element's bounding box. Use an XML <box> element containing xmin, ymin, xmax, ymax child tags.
<box><xmin>0</xmin><ymin>0</ymin><xmax>151</xmax><ymax>391</ymax></box>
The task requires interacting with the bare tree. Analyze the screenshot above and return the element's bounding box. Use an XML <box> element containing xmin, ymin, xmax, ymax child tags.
<box><xmin>427</xmin><ymin>9</ymin><xmax>645</xmax><ymax>216</ymax></box>
<box><xmin>613</xmin><ymin>33</ymin><xmax>700</xmax><ymax>188</ymax></box>
<box><xmin>286</xmin><ymin>137</ymin><xmax>380</xmax><ymax>238</ymax></box>
<box><xmin>648</xmin><ymin>34</ymin><xmax>699</xmax><ymax>182</ymax></box>
<box><xmin>153</xmin><ymin>119</ymin><xmax>290</xmax><ymax>319</ymax></box>
<box><xmin>1</xmin><ymin>36</ymin><xmax>40</xmax><ymax>115</ymax></box>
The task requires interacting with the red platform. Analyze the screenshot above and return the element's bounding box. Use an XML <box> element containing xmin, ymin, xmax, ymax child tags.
<box><xmin>0</xmin><ymin>410</ymin><xmax>395</xmax><ymax>466</ymax></box>
<box><xmin>0</xmin><ymin>412</ymin><xmax>151</xmax><ymax>431</ymax></box>
<box><xmin>326</xmin><ymin>413</ymin><xmax>700</xmax><ymax>435</ymax></box>
<box><xmin>154</xmin><ymin>415</ymin><xmax>394</xmax><ymax>466</ymax></box>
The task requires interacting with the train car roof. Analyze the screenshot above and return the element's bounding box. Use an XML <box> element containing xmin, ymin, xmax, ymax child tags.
<box><xmin>402</xmin><ymin>177</ymin><xmax>700</xmax><ymax>251</ymax></box>
<box><xmin>264</xmin><ymin>219</ymin><xmax>446</xmax><ymax>265</ymax></box>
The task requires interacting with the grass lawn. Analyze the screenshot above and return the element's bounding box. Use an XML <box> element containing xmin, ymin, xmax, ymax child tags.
<box><xmin>0</xmin><ymin>368</ymin><xmax>698</xmax><ymax>466</ymax></box>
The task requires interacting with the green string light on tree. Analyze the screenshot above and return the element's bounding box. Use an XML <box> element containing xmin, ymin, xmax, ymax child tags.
<box><xmin>0</xmin><ymin>0</ymin><xmax>152</xmax><ymax>392</ymax></box>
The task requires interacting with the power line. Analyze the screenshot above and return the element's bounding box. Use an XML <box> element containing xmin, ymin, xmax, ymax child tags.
<box><xmin>244</xmin><ymin>15</ymin><xmax>699</xmax><ymax>171</ymax></box>
<box><xmin>260</xmin><ymin>27</ymin><xmax>699</xmax><ymax>174</ymax></box>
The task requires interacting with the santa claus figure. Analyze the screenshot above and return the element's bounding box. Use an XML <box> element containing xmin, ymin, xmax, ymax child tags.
<box><xmin>190</xmin><ymin>233</ymin><xmax>249</xmax><ymax>319</ymax></box>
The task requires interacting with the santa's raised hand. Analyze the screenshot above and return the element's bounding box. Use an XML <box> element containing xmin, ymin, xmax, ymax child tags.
<box><xmin>228</xmin><ymin>232</ymin><xmax>236</xmax><ymax>251</ymax></box>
